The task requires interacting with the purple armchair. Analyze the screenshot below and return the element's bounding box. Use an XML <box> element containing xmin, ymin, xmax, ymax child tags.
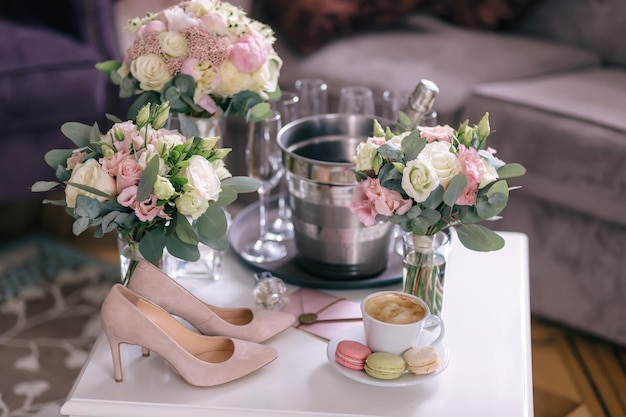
<box><xmin>0</xmin><ymin>0</ymin><xmax>127</xmax><ymax>203</ymax></box>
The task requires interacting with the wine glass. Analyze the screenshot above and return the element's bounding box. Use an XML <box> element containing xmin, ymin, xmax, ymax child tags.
<box><xmin>242</xmin><ymin>111</ymin><xmax>287</xmax><ymax>263</ymax></box>
<box><xmin>267</xmin><ymin>91</ymin><xmax>299</xmax><ymax>242</ymax></box>
<box><xmin>295</xmin><ymin>78</ymin><xmax>328</xmax><ymax>117</ymax></box>
<box><xmin>338</xmin><ymin>85</ymin><xmax>375</xmax><ymax>116</ymax></box>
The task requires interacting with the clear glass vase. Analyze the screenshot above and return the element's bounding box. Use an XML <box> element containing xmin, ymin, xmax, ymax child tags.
<box><xmin>401</xmin><ymin>230</ymin><xmax>451</xmax><ymax>317</ymax></box>
<box><xmin>116</xmin><ymin>234</ymin><xmax>144</xmax><ymax>286</ymax></box>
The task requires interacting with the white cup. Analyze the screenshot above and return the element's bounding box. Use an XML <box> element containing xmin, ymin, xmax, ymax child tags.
<box><xmin>361</xmin><ymin>291</ymin><xmax>445</xmax><ymax>355</ymax></box>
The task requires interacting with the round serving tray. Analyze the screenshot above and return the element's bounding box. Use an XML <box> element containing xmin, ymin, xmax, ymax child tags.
<box><xmin>228</xmin><ymin>198</ymin><xmax>402</xmax><ymax>289</ymax></box>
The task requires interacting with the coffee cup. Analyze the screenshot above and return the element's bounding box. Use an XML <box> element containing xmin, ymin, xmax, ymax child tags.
<box><xmin>360</xmin><ymin>291</ymin><xmax>445</xmax><ymax>355</ymax></box>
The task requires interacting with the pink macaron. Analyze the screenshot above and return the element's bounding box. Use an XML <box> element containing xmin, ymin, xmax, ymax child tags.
<box><xmin>335</xmin><ymin>340</ymin><xmax>372</xmax><ymax>371</ymax></box>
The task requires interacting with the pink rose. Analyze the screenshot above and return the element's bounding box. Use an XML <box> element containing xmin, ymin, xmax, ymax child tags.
<box><xmin>134</xmin><ymin>193</ymin><xmax>171</xmax><ymax>221</ymax></box>
<box><xmin>100</xmin><ymin>150</ymin><xmax>129</xmax><ymax>176</ymax></box>
<box><xmin>104</xmin><ymin>121</ymin><xmax>143</xmax><ymax>153</ymax></box>
<box><xmin>67</xmin><ymin>151</ymin><xmax>88</xmax><ymax>170</ymax></box>
<box><xmin>137</xmin><ymin>20</ymin><xmax>166</xmax><ymax>38</ymax></box>
<box><xmin>197</xmin><ymin>94</ymin><xmax>218</xmax><ymax>114</ymax></box>
<box><xmin>180</xmin><ymin>57</ymin><xmax>200</xmax><ymax>80</ymax></box>
<box><xmin>116</xmin><ymin>155</ymin><xmax>143</xmax><ymax>191</ymax></box>
<box><xmin>350</xmin><ymin>178</ymin><xmax>412</xmax><ymax>226</ymax></box>
<box><xmin>456</xmin><ymin>145</ymin><xmax>483</xmax><ymax>206</ymax></box>
<box><xmin>228</xmin><ymin>34</ymin><xmax>267</xmax><ymax>74</ymax></box>
<box><xmin>163</xmin><ymin>7</ymin><xmax>198</xmax><ymax>32</ymax></box>
<box><xmin>419</xmin><ymin>125</ymin><xmax>455</xmax><ymax>143</ymax></box>
<box><xmin>200</xmin><ymin>12</ymin><xmax>227</xmax><ymax>35</ymax></box>
<box><xmin>117</xmin><ymin>185</ymin><xmax>138</xmax><ymax>207</ymax></box>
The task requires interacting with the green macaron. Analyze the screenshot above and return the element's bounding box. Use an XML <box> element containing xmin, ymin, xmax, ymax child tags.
<box><xmin>364</xmin><ymin>352</ymin><xmax>405</xmax><ymax>380</ymax></box>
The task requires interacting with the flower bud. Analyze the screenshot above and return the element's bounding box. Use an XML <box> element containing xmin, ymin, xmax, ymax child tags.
<box><xmin>113</xmin><ymin>128</ymin><xmax>125</xmax><ymax>142</ymax></box>
<box><xmin>101</xmin><ymin>144</ymin><xmax>115</xmax><ymax>159</ymax></box>
<box><xmin>152</xmin><ymin>101</ymin><xmax>170</xmax><ymax>130</ymax></box>
<box><xmin>199</xmin><ymin>137</ymin><xmax>220</xmax><ymax>151</ymax></box>
<box><xmin>136</xmin><ymin>103</ymin><xmax>151</xmax><ymax>127</ymax></box>
<box><xmin>476</xmin><ymin>112</ymin><xmax>491</xmax><ymax>140</ymax></box>
<box><xmin>212</xmin><ymin>148</ymin><xmax>231</xmax><ymax>160</ymax></box>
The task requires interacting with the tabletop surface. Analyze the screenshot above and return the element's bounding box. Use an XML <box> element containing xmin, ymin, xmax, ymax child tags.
<box><xmin>61</xmin><ymin>231</ymin><xmax>532</xmax><ymax>417</ymax></box>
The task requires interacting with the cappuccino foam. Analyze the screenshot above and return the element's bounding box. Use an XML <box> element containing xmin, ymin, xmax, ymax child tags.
<box><xmin>365</xmin><ymin>293</ymin><xmax>426</xmax><ymax>324</ymax></box>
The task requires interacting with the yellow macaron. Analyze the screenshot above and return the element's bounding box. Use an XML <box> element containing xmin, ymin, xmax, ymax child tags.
<box><xmin>403</xmin><ymin>345</ymin><xmax>440</xmax><ymax>375</ymax></box>
<box><xmin>364</xmin><ymin>352</ymin><xmax>405</xmax><ymax>380</ymax></box>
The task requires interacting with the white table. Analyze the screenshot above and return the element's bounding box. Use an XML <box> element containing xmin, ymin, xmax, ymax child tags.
<box><xmin>61</xmin><ymin>231</ymin><xmax>532</xmax><ymax>417</ymax></box>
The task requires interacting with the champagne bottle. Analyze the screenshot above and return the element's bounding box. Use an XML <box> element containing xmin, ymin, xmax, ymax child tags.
<box><xmin>403</xmin><ymin>79</ymin><xmax>439</xmax><ymax>129</ymax></box>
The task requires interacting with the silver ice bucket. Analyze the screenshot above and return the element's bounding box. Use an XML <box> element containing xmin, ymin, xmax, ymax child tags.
<box><xmin>277</xmin><ymin>114</ymin><xmax>395</xmax><ymax>279</ymax></box>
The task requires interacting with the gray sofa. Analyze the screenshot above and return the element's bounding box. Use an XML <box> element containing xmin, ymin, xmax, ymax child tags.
<box><xmin>256</xmin><ymin>0</ymin><xmax>626</xmax><ymax>346</ymax></box>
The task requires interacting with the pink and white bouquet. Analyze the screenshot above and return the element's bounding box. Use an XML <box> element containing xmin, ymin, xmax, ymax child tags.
<box><xmin>31</xmin><ymin>102</ymin><xmax>259</xmax><ymax>281</ymax></box>
<box><xmin>98</xmin><ymin>0</ymin><xmax>281</xmax><ymax>120</ymax></box>
<box><xmin>350</xmin><ymin>113</ymin><xmax>526</xmax><ymax>251</ymax></box>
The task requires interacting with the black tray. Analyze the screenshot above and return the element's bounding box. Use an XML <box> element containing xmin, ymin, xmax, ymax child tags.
<box><xmin>228</xmin><ymin>198</ymin><xmax>402</xmax><ymax>289</ymax></box>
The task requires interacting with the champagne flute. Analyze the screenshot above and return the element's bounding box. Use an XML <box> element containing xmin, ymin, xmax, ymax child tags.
<box><xmin>295</xmin><ymin>78</ymin><xmax>328</xmax><ymax>117</ymax></box>
<box><xmin>242</xmin><ymin>111</ymin><xmax>287</xmax><ymax>263</ymax></box>
<box><xmin>338</xmin><ymin>85</ymin><xmax>375</xmax><ymax>116</ymax></box>
<box><xmin>267</xmin><ymin>91</ymin><xmax>299</xmax><ymax>242</ymax></box>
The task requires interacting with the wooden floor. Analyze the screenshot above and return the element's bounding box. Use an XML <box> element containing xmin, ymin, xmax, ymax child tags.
<box><xmin>2</xmin><ymin>201</ymin><xmax>625</xmax><ymax>417</ymax></box>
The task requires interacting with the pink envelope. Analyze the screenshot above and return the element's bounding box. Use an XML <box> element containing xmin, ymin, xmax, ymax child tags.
<box><xmin>285</xmin><ymin>287</ymin><xmax>363</xmax><ymax>340</ymax></box>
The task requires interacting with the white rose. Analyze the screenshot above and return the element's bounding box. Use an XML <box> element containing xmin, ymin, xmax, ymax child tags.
<box><xmin>137</xmin><ymin>147</ymin><xmax>168</xmax><ymax>175</ymax></box>
<box><xmin>418</xmin><ymin>141</ymin><xmax>461</xmax><ymax>188</ymax></box>
<box><xmin>180</xmin><ymin>155</ymin><xmax>222</xmax><ymax>202</ymax></box>
<box><xmin>251</xmin><ymin>57</ymin><xmax>282</xmax><ymax>97</ymax></box>
<box><xmin>213</xmin><ymin>60</ymin><xmax>254</xmax><ymax>97</ymax></box>
<box><xmin>65</xmin><ymin>159</ymin><xmax>117</xmax><ymax>208</ymax></box>
<box><xmin>387</xmin><ymin>131</ymin><xmax>410</xmax><ymax>148</ymax></box>
<box><xmin>130</xmin><ymin>54</ymin><xmax>172</xmax><ymax>92</ymax></box>
<box><xmin>480</xmin><ymin>159</ymin><xmax>499</xmax><ymax>188</ymax></box>
<box><xmin>210</xmin><ymin>159</ymin><xmax>232</xmax><ymax>181</ymax></box>
<box><xmin>401</xmin><ymin>159</ymin><xmax>439</xmax><ymax>203</ymax></box>
<box><xmin>155</xmin><ymin>132</ymin><xmax>186</xmax><ymax>156</ymax></box>
<box><xmin>154</xmin><ymin>175</ymin><xmax>175</xmax><ymax>200</ymax></box>
<box><xmin>158</xmin><ymin>31</ymin><xmax>188</xmax><ymax>57</ymax></box>
<box><xmin>175</xmin><ymin>189</ymin><xmax>209</xmax><ymax>219</ymax></box>
<box><xmin>354</xmin><ymin>141</ymin><xmax>379</xmax><ymax>172</ymax></box>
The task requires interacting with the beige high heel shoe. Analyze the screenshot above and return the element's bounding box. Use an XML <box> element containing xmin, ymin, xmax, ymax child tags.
<box><xmin>128</xmin><ymin>260</ymin><xmax>294</xmax><ymax>343</ymax></box>
<box><xmin>101</xmin><ymin>284</ymin><xmax>277</xmax><ymax>387</ymax></box>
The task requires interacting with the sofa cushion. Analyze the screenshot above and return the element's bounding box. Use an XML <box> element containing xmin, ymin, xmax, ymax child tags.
<box><xmin>0</xmin><ymin>20</ymin><xmax>107</xmax><ymax>133</ymax></box>
<box><xmin>275</xmin><ymin>15</ymin><xmax>600</xmax><ymax>124</ymax></box>
<box><xmin>461</xmin><ymin>68</ymin><xmax>626</xmax><ymax>226</ymax></box>
<box><xmin>512</xmin><ymin>0</ymin><xmax>626</xmax><ymax>67</ymax></box>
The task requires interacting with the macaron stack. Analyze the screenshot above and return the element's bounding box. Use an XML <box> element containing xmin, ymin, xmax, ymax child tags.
<box><xmin>403</xmin><ymin>346</ymin><xmax>440</xmax><ymax>375</ymax></box>
<box><xmin>334</xmin><ymin>340</ymin><xmax>440</xmax><ymax>380</ymax></box>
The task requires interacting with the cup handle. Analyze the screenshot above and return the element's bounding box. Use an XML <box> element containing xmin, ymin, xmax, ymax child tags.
<box><xmin>426</xmin><ymin>315</ymin><xmax>445</xmax><ymax>346</ymax></box>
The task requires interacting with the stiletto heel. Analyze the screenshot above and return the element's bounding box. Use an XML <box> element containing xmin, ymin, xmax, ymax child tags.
<box><xmin>128</xmin><ymin>260</ymin><xmax>294</xmax><ymax>343</ymax></box>
<box><xmin>104</xmin><ymin>333</ymin><xmax>124</xmax><ymax>382</ymax></box>
<box><xmin>141</xmin><ymin>347</ymin><xmax>150</xmax><ymax>357</ymax></box>
<box><xmin>100</xmin><ymin>284</ymin><xmax>278</xmax><ymax>387</ymax></box>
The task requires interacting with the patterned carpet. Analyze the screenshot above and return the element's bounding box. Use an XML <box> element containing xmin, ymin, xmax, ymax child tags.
<box><xmin>0</xmin><ymin>235</ymin><xmax>118</xmax><ymax>417</ymax></box>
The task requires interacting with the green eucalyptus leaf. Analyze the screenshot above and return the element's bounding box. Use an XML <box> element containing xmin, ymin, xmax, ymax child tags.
<box><xmin>106</xmin><ymin>113</ymin><xmax>124</xmax><ymax>124</ymax></box>
<box><xmin>67</xmin><ymin>182</ymin><xmax>112</xmax><ymax>199</ymax></box>
<box><xmin>196</xmin><ymin>205</ymin><xmax>227</xmax><ymax>239</ymax></box>
<box><xmin>423</xmin><ymin>185</ymin><xmax>444</xmax><ymax>209</ymax></box>
<box><xmin>45</xmin><ymin>149</ymin><xmax>73</xmax><ymax>170</ymax></box>
<box><xmin>221</xmin><ymin>176</ymin><xmax>261</xmax><ymax>193</ymax></box>
<box><xmin>42</xmin><ymin>199</ymin><xmax>67</xmax><ymax>206</ymax></box>
<box><xmin>61</xmin><ymin>122</ymin><xmax>93</xmax><ymax>147</ymax></box>
<box><xmin>119</xmin><ymin>77</ymin><xmax>136</xmax><ymax>98</ymax></box>
<box><xmin>455</xmin><ymin>224</ymin><xmax>505</xmax><ymax>252</ymax></box>
<box><xmin>249</xmin><ymin>102</ymin><xmax>271</xmax><ymax>121</ymax></box>
<box><xmin>174</xmin><ymin>212</ymin><xmax>199</xmax><ymax>245</ymax></box>
<box><xmin>95</xmin><ymin>60</ymin><xmax>122</xmax><ymax>76</ymax></box>
<box><xmin>74</xmin><ymin>195</ymin><xmax>103</xmax><ymax>219</ymax></box>
<box><xmin>136</xmin><ymin>155</ymin><xmax>159</xmax><ymax>201</ymax></box>
<box><xmin>401</xmin><ymin>131</ymin><xmax>426</xmax><ymax>161</ymax></box>
<box><xmin>497</xmin><ymin>163</ymin><xmax>527</xmax><ymax>179</ymax></box>
<box><xmin>215</xmin><ymin>187</ymin><xmax>238</xmax><ymax>206</ymax></box>
<box><xmin>139</xmin><ymin>228</ymin><xmax>167</xmax><ymax>263</ymax></box>
<box><xmin>443</xmin><ymin>174</ymin><xmax>467</xmax><ymax>207</ymax></box>
<box><xmin>199</xmin><ymin>232</ymin><xmax>229</xmax><ymax>251</ymax></box>
<box><xmin>177</xmin><ymin>114</ymin><xmax>200</xmax><ymax>138</ymax></box>
<box><xmin>31</xmin><ymin>181</ymin><xmax>60</xmax><ymax>193</ymax></box>
<box><xmin>476</xmin><ymin>180</ymin><xmax>509</xmax><ymax>219</ymax></box>
<box><xmin>377</xmin><ymin>143</ymin><xmax>402</xmax><ymax>160</ymax></box>
<box><xmin>166</xmin><ymin>234</ymin><xmax>200</xmax><ymax>262</ymax></box>
<box><xmin>127</xmin><ymin>91</ymin><xmax>159</xmax><ymax>120</ymax></box>
<box><xmin>72</xmin><ymin>217</ymin><xmax>91</xmax><ymax>235</ymax></box>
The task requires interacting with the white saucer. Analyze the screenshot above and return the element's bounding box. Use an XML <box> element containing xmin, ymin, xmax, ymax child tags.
<box><xmin>326</xmin><ymin>325</ymin><xmax>450</xmax><ymax>387</ymax></box>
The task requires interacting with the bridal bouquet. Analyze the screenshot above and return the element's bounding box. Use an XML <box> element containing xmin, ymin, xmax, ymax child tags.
<box><xmin>97</xmin><ymin>0</ymin><xmax>281</xmax><ymax>121</ymax></box>
<box><xmin>350</xmin><ymin>113</ymin><xmax>526</xmax><ymax>252</ymax></box>
<box><xmin>31</xmin><ymin>102</ymin><xmax>259</xmax><ymax>283</ymax></box>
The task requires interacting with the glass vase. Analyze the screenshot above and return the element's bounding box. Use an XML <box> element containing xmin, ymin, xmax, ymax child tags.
<box><xmin>116</xmin><ymin>234</ymin><xmax>144</xmax><ymax>286</ymax></box>
<box><xmin>401</xmin><ymin>230</ymin><xmax>451</xmax><ymax>317</ymax></box>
